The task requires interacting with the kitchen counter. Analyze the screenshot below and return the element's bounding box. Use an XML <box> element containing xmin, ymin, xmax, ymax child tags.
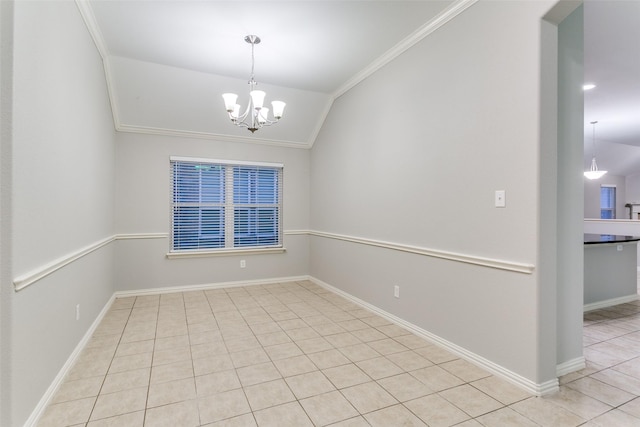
<box><xmin>584</xmin><ymin>234</ymin><xmax>639</xmax><ymax>308</ymax></box>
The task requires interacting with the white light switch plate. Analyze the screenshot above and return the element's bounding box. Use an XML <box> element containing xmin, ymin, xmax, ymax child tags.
<box><xmin>495</xmin><ymin>190</ymin><xmax>506</xmax><ymax>208</ymax></box>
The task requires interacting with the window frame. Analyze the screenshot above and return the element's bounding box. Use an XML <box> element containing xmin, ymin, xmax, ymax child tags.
<box><xmin>600</xmin><ymin>184</ymin><xmax>616</xmax><ymax>220</ymax></box>
<box><xmin>168</xmin><ymin>156</ymin><xmax>284</xmax><ymax>258</ymax></box>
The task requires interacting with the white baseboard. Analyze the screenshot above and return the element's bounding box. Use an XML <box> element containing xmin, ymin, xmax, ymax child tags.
<box><xmin>113</xmin><ymin>275</ymin><xmax>310</xmax><ymax>298</ymax></box>
<box><xmin>556</xmin><ymin>356</ymin><xmax>586</xmax><ymax>378</ymax></box>
<box><xmin>24</xmin><ymin>293</ymin><xmax>116</xmax><ymax>427</ymax></box>
<box><xmin>308</xmin><ymin>276</ymin><xmax>559</xmax><ymax>397</ymax></box>
<box><xmin>584</xmin><ymin>294</ymin><xmax>639</xmax><ymax>312</ymax></box>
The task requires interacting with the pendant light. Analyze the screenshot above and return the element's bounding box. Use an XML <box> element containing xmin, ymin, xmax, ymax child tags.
<box><xmin>584</xmin><ymin>120</ymin><xmax>607</xmax><ymax>180</ymax></box>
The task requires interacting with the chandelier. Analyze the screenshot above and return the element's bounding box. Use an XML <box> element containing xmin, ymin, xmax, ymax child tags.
<box><xmin>584</xmin><ymin>120</ymin><xmax>607</xmax><ymax>180</ymax></box>
<box><xmin>222</xmin><ymin>35</ymin><xmax>286</xmax><ymax>133</ymax></box>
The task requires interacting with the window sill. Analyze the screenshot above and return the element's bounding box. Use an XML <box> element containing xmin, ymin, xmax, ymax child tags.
<box><xmin>166</xmin><ymin>246</ymin><xmax>286</xmax><ymax>259</ymax></box>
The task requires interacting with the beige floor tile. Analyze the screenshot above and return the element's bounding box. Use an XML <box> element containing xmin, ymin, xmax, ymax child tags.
<box><xmin>263</xmin><ymin>342</ymin><xmax>303</xmax><ymax>360</ymax></box>
<box><xmin>619</xmin><ymin>396</ymin><xmax>640</xmax><ymax>418</ymax></box>
<box><xmin>439</xmin><ymin>384</ymin><xmax>503</xmax><ymax>418</ymax></box>
<box><xmin>586</xmin><ymin>408</ymin><xmax>640</xmax><ymax>426</ymax></box>
<box><xmin>152</xmin><ymin>346</ymin><xmax>191</xmax><ymax>366</ymax></box>
<box><xmin>192</xmin><ymin>341</ymin><xmax>229</xmax><ymax>359</ymax></box>
<box><xmin>323</xmin><ymin>364</ymin><xmax>371</xmax><ymax>389</ymax></box>
<box><xmin>101</xmin><ymin>367</ymin><xmax>150</xmax><ymax>394</ymax></box>
<box><xmin>410</xmin><ymin>365</ymin><xmax>465</xmax><ymax>392</ymax></box>
<box><xmin>413</xmin><ymin>345</ymin><xmax>458</xmax><ymax>364</ymax></box>
<box><xmin>543</xmin><ymin>386</ymin><xmax>612</xmax><ymax>420</ymax></box>
<box><xmin>312</xmin><ymin>322</ymin><xmax>347</xmax><ymax>336</ymax></box>
<box><xmin>566</xmin><ymin>376</ymin><xmax>636</xmax><ymax>407</ymax></box>
<box><xmin>51</xmin><ymin>376</ymin><xmax>104</xmax><ymax>404</ymax></box>
<box><xmin>511</xmin><ymin>396</ymin><xmax>586</xmax><ymax>427</ymax></box>
<box><xmin>225</xmin><ymin>335</ymin><xmax>262</xmax><ymax>353</ymax></box>
<box><xmin>337</xmin><ymin>319</ymin><xmax>370</xmax><ymax>332</ymax></box>
<box><xmin>355</xmin><ymin>356</ymin><xmax>403</xmax><ymax>380</ymax></box>
<box><xmin>147</xmin><ymin>377</ymin><xmax>196</xmax><ymax>408</ymax></box>
<box><xmin>273</xmin><ymin>354</ymin><xmax>318</xmax><ymax>377</ymax></box>
<box><xmin>471</xmin><ymin>375</ymin><xmax>531</xmax><ymax>405</ymax></box>
<box><xmin>193</xmin><ymin>354</ymin><xmax>234</xmax><ymax>376</ymax></box>
<box><xmin>115</xmin><ymin>339</ymin><xmax>155</xmax><ymax>357</ymax></box>
<box><xmin>286</xmin><ymin>326</ymin><xmax>321</xmax><ymax>341</ymax></box>
<box><xmin>203</xmin><ymin>413</ymin><xmax>257</xmax><ymax>427</ymax></box>
<box><xmin>285</xmin><ymin>371</ymin><xmax>336</xmax><ymax>399</ymax></box>
<box><xmin>339</xmin><ymin>343</ymin><xmax>381</xmax><ymax>362</ymax></box>
<box><xmin>300</xmin><ymin>390</ymin><xmax>359</xmax><ymax>426</ymax></box>
<box><xmin>256</xmin><ymin>331</ymin><xmax>291</xmax><ymax>347</ymax></box>
<box><xmin>86</xmin><ymin>410</ymin><xmax>144</xmax><ymax>427</ymax></box>
<box><xmin>296</xmin><ymin>336</ymin><xmax>334</xmax><ymax>354</ymax></box>
<box><xmin>307</xmin><ymin>349</ymin><xmax>351</xmax><ymax>369</ymax></box>
<box><xmin>394</xmin><ymin>334</ymin><xmax>430</xmax><ymax>349</ymax></box>
<box><xmin>249</xmin><ymin>324</ymin><xmax>282</xmax><ymax>335</ymax></box>
<box><xmin>341</xmin><ymin>381</ymin><xmax>398</xmax><ymax>414</ymax></box>
<box><xmin>230</xmin><ymin>348</ymin><xmax>270</xmax><ymax>368</ymax></box>
<box><xmin>37</xmin><ymin>396</ymin><xmax>96</xmax><ymax>427</ymax></box>
<box><xmin>378</xmin><ymin>373</ymin><xmax>434</xmax><ymax>402</ymax></box>
<box><xmin>324</xmin><ymin>332</ymin><xmax>362</xmax><ymax>348</ymax></box>
<box><xmin>154</xmin><ymin>334</ymin><xmax>190</xmax><ymax>351</ymax></box>
<box><xmin>236</xmin><ymin>362</ymin><xmax>282</xmax><ymax>387</ymax></box>
<box><xmin>326</xmin><ymin>416</ymin><xmax>371</xmax><ymax>426</ymax></box>
<box><xmin>145</xmin><ymin>400</ymin><xmax>199</xmax><ymax>427</ymax></box>
<box><xmin>196</xmin><ymin>369</ymin><xmax>242</xmax><ymax>396</ymax></box>
<box><xmin>108</xmin><ymin>352</ymin><xmax>153</xmax><ymax>374</ymax></box>
<box><xmin>67</xmin><ymin>359</ymin><xmax>111</xmax><ymax>381</ymax></box>
<box><xmin>150</xmin><ymin>359</ymin><xmax>193</xmax><ymax>384</ymax></box>
<box><xmin>405</xmin><ymin>393</ymin><xmax>470</xmax><ymax>427</ymax></box>
<box><xmin>349</xmin><ymin>327</ymin><xmax>386</xmax><ymax>343</ymax></box>
<box><xmin>440</xmin><ymin>359</ymin><xmax>491</xmax><ymax>382</ymax></box>
<box><xmin>476</xmin><ymin>407</ymin><xmax>538</xmax><ymax>427</ymax></box>
<box><xmin>244</xmin><ymin>379</ymin><xmax>296</xmax><ymax>411</ymax></box>
<box><xmin>591</xmin><ymin>368</ymin><xmax>640</xmax><ymax>395</ymax></box>
<box><xmin>386</xmin><ymin>350</ymin><xmax>433</xmax><ymax>371</ymax></box>
<box><xmin>90</xmin><ymin>386</ymin><xmax>147</xmax><ymax>421</ymax></box>
<box><xmin>364</xmin><ymin>404</ymin><xmax>427</xmax><ymax>427</ymax></box>
<box><xmin>198</xmin><ymin>389</ymin><xmax>252</xmax><ymax>425</ymax></box>
<box><xmin>367</xmin><ymin>338</ymin><xmax>409</xmax><ymax>355</ymax></box>
<box><xmin>253</xmin><ymin>401</ymin><xmax>313</xmax><ymax>427</ymax></box>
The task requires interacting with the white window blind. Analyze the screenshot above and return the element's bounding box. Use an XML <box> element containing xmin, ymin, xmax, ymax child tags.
<box><xmin>600</xmin><ymin>185</ymin><xmax>616</xmax><ymax>219</ymax></box>
<box><xmin>170</xmin><ymin>158</ymin><xmax>283</xmax><ymax>252</ymax></box>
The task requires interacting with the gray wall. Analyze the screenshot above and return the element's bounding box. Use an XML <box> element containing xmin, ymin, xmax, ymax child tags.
<box><xmin>310</xmin><ymin>0</ymin><xmax>557</xmax><ymax>385</ymax></box>
<box><xmin>584</xmin><ymin>174</ymin><xmax>626</xmax><ymax>219</ymax></box>
<box><xmin>114</xmin><ymin>132</ymin><xmax>311</xmax><ymax>291</ymax></box>
<box><xmin>7</xmin><ymin>1</ymin><xmax>116</xmax><ymax>425</ymax></box>
<box><xmin>555</xmin><ymin>4</ymin><xmax>585</xmax><ymax>374</ymax></box>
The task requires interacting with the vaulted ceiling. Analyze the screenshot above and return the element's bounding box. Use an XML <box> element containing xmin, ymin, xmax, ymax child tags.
<box><xmin>80</xmin><ymin>0</ymin><xmax>460</xmax><ymax>147</ymax></box>
<box><xmin>80</xmin><ymin>1</ymin><xmax>640</xmax><ymax>176</ymax></box>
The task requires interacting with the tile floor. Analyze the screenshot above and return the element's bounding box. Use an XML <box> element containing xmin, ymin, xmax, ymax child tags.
<box><xmin>36</xmin><ymin>280</ymin><xmax>640</xmax><ymax>426</ymax></box>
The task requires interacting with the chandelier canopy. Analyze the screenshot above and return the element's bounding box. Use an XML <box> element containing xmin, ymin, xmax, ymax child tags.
<box><xmin>222</xmin><ymin>35</ymin><xmax>286</xmax><ymax>133</ymax></box>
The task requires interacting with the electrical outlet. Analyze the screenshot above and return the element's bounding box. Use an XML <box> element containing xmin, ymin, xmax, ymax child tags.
<box><xmin>394</xmin><ymin>285</ymin><xmax>400</xmax><ymax>298</ymax></box>
<box><xmin>76</xmin><ymin>304</ymin><xmax>80</xmax><ymax>321</ymax></box>
<box><xmin>240</xmin><ymin>259</ymin><xmax>246</xmax><ymax>268</ymax></box>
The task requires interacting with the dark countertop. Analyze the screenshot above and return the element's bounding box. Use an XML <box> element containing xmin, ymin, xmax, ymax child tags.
<box><xmin>584</xmin><ymin>234</ymin><xmax>640</xmax><ymax>245</ymax></box>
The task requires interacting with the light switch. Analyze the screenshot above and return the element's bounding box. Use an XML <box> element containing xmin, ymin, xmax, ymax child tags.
<box><xmin>495</xmin><ymin>190</ymin><xmax>506</xmax><ymax>208</ymax></box>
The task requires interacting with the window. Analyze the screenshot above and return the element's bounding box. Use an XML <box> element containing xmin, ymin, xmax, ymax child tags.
<box><xmin>170</xmin><ymin>157</ymin><xmax>283</xmax><ymax>253</ymax></box>
<box><xmin>600</xmin><ymin>185</ymin><xmax>616</xmax><ymax>219</ymax></box>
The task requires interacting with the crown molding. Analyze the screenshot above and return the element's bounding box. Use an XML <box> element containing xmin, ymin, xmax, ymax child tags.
<box><xmin>116</xmin><ymin>123</ymin><xmax>310</xmax><ymax>149</ymax></box>
<box><xmin>332</xmin><ymin>0</ymin><xmax>479</xmax><ymax>100</ymax></box>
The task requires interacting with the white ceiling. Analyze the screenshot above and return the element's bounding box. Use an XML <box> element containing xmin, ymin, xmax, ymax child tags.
<box><xmin>89</xmin><ymin>0</ymin><xmax>454</xmax><ymax>94</ymax></box>
<box><xmin>85</xmin><ymin>1</ymin><xmax>640</xmax><ymax>172</ymax></box>
<box><xmin>584</xmin><ymin>0</ymin><xmax>640</xmax><ymax>176</ymax></box>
